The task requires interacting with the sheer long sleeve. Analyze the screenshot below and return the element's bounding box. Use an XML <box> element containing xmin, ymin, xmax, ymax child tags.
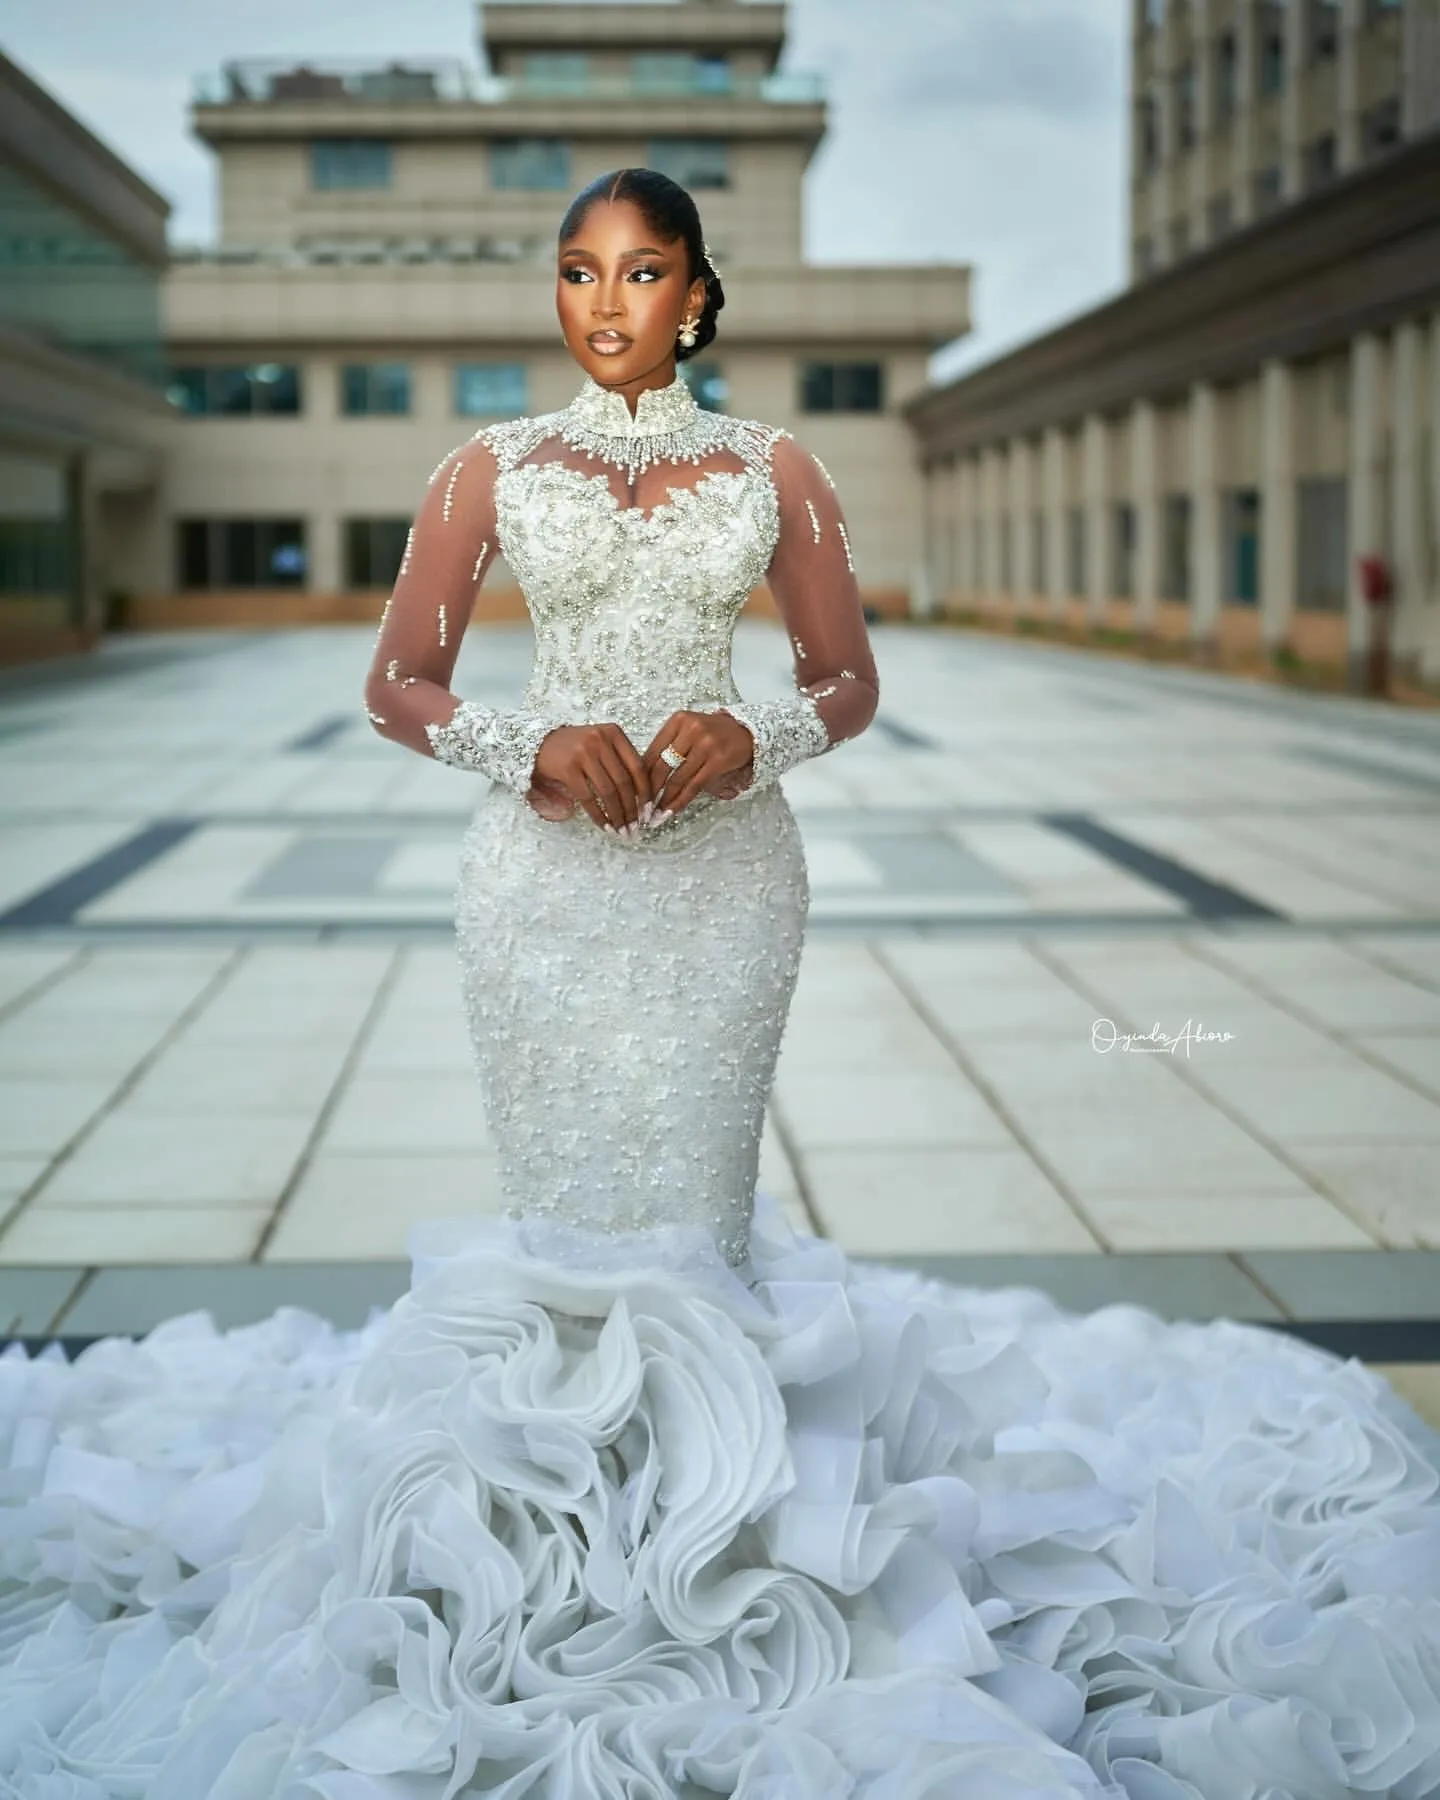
<box><xmin>362</xmin><ymin>434</ymin><xmax>553</xmax><ymax>795</ymax></box>
<box><xmin>714</xmin><ymin>434</ymin><xmax>880</xmax><ymax>793</ymax></box>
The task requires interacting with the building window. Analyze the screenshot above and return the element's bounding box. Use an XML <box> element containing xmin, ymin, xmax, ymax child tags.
<box><xmin>178</xmin><ymin>519</ymin><xmax>307</xmax><ymax>590</ymax></box>
<box><xmin>519</xmin><ymin>54</ymin><xmax>589</xmax><ymax>94</ymax></box>
<box><xmin>1135</xmin><ymin>235</ymin><xmax>1155</xmax><ymax>277</ymax></box>
<box><xmin>455</xmin><ymin>363</ymin><xmax>528</xmax><ymax>417</ymax></box>
<box><xmin>1139</xmin><ymin>95</ymin><xmax>1161</xmax><ymax>172</ymax></box>
<box><xmin>1207</xmin><ymin>192</ymin><xmax>1234</xmax><ymax>240</ymax></box>
<box><xmin>1171</xmin><ymin>216</ymin><xmax>1191</xmax><ymax>259</ymax></box>
<box><xmin>167</xmin><ymin>364</ymin><xmax>302</xmax><ymax>416</ymax></box>
<box><xmin>1161</xmin><ymin>494</ymin><xmax>1191</xmax><ymax>600</ymax></box>
<box><xmin>490</xmin><ymin>138</ymin><xmax>572</xmax><ymax>190</ymax></box>
<box><xmin>800</xmin><ymin>362</ymin><xmax>884</xmax><ymax>414</ymax></box>
<box><xmin>1362</xmin><ymin>97</ymin><xmax>1403</xmax><ymax>159</ymax></box>
<box><xmin>1297</xmin><ymin>478</ymin><xmax>1348</xmax><ymax>610</ymax></box>
<box><xmin>1145</xmin><ymin>0</ymin><xmax>1165</xmax><ymax>26</ymax></box>
<box><xmin>310</xmin><ymin>139</ymin><xmax>392</xmax><ymax>190</ymax></box>
<box><xmin>633</xmin><ymin>53</ymin><xmax>732</xmax><ymax>95</ymax></box>
<box><xmin>1312</xmin><ymin>1</ymin><xmax>1340</xmax><ymax>60</ymax></box>
<box><xmin>999</xmin><ymin>514</ymin><xmax>1013</xmax><ymax>593</ymax></box>
<box><xmin>1252</xmin><ymin>163</ymin><xmax>1283</xmax><ymax>215</ymax></box>
<box><xmin>1225</xmin><ymin>488</ymin><xmax>1261</xmax><ymax>604</ymax></box>
<box><xmin>1031</xmin><ymin>511</ymin><xmax>1047</xmax><ymax>592</ymax></box>
<box><xmin>680</xmin><ymin>361</ymin><xmax>728</xmax><ymax>413</ymax></box>
<box><xmin>1259</xmin><ymin>29</ymin><xmax>1285</xmax><ymax>97</ymax></box>
<box><xmin>1113</xmin><ymin>503</ymin><xmax>1136</xmax><ymax>598</ymax></box>
<box><xmin>0</xmin><ymin>455</ymin><xmax>72</xmax><ymax>600</ymax></box>
<box><xmin>646</xmin><ymin>138</ymin><xmax>730</xmax><ymax>190</ymax></box>
<box><xmin>1176</xmin><ymin>61</ymin><xmax>1197</xmax><ymax>150</ymax></box>
<box><xmin>1066</xmin><ymin>507</ymin><xmax>1086</xmax><ymax>596</ymax></box>
<box><xmin>345</xmin><ymin>518</ymin><xmax>411</xmax><ymax>589</ymax></box>
<box><xmin>1215</xmin><ymin>32</ymin><xmax>1238</xmax><ymax>121</ymax></box>
<box><xmin>1306</xmin><ymin>132</ymin><xmax>1339</xmax><ymax>191</ymax></box>
<box><xmin>341</xmin><ymin>363</ymin><xmax>411</xmax><ymax>416</ymax></box>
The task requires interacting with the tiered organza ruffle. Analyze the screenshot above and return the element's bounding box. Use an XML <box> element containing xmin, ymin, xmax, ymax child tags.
<box><xmin>1</xmin><ymin>1190</ymin><xmax>1438</xmax><ymax>1799</ymax></box>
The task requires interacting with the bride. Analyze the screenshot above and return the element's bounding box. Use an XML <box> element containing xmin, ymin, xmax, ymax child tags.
<box><xmin>1</xmin><ymin>171</ymin><xmax>1437</xmax><ymax>1800</ymax></box>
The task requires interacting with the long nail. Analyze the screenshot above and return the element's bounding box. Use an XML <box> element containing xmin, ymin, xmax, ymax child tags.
<box><xmin>652</xmin><ymin>809</ymin><xmax>672</xmax><ymax>827</ymax></box>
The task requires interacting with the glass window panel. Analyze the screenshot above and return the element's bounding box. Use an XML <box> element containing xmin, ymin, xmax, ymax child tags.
<box><xmin>490</xmin><ymin>139</ymin><xmax>572</xmax><ymax>190</ymax></box>
<box><xmin>345</xmin><ymin>518</ymin><xmax>410</xmax><ymax>588</ymax></box>
<box><xmin>695</xmin><ymin>56</ymin><xmax>732</xmax><ymax>94</ymax></box>
<box><xmin>178</xmin><ymin>520</ymin><xmax>209</xmax><ymax>589</ymax></box>
<box><xmin>310</xmin><ymin>139</ymin><xmax>393</xmax><ymax>190</ymax></box>
<box><xmin>218</xmin><ymin>520</ymin><xmax>256</xmax><ymax>587</ymax></box>
<box><xmin>251</xmin><ymin>362</ymin><xmax>302</xmax><ymax>414</ymax></box>
<box><xmin>647</xmin><ymin>137</ymin><xmax>729</xmax><ymax>189</ymax></box>
<box><xmin>213</xmin><ymin>368</ymin><xmax>256</xmax><ymax>415</ymax></box>
<box><xmin>799</xmin><ymin>364</ymin><xmax>836</xmax><ymax>412</ymax></box>
<box><xmin>680</xmin><ymin>362</ymin><xmax>728</xmax><ymax>414</ymax></box>
<box><xmin>167</xmin><ymin>369</ymin><xmax>208</xmax><ymax>414</ymax></box>
<box><xmin>454</xmin><ymin>363</ymin><xmax>528</xmax><ymax>416</ymax></box>
<box><xmin>263</xmin><ymin>520</ymin><xmax>307</xmax><ymax>586</ymax></box>
<box><xmin>799</xmin><ymin>363</ymin><xmax>882</xmax><ymax>414</ymax></box>
<box><xmin>520</xmin><ymin>54</ymin><xmax>589</xmax><ymax>94</ymax></box>
<box><xmin>341</xmin><ymin>363</ymin><xmax>410</xmax><ymax>416</ymax></box>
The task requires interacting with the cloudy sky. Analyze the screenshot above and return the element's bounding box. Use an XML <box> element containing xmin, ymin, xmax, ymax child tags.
<box><xmin>3</xmin><ymin>0</ymin><xmax>1130</xmax><ymax>379</ymax></box>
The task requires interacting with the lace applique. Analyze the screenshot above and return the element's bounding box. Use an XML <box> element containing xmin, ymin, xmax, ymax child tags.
<box><xmin>425</xmin><ymin>701</ymin><xmax>553</xmax><ymax>796</ymax></box>
<box><xmin>714</xmin><ymin>694</ymin><xmax>831</xmax><ymax>792</ymax></box>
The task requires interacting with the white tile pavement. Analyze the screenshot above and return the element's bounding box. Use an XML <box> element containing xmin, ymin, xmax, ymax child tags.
<box><xmin>0</xmin><ymin>627</ymin><xmax>1437</xmax><ymax>1269</ymax></box>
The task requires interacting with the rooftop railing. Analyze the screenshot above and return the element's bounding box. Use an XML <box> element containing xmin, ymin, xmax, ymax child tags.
<box><xmin>192</xmin><ymin>59</ymin><xmax>824</xmax><ymax>107</ymax></box>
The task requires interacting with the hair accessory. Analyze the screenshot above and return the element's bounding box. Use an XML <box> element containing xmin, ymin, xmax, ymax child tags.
<box><xmin>702</xmin><ymin>240</ymin><xmax>723</xmax><ymax>280</ymax></box>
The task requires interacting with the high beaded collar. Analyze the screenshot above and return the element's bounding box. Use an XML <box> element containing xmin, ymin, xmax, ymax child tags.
<box><xmin>565</xmin><ymin>374</ymin><xmax>700</xmax><ymax>440</ymax></box>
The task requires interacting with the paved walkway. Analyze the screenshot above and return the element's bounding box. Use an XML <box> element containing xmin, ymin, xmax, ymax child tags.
<box><xmin>2</xmin><ymin>626</ymin><xmax>1439</xmax><ymax>1404</ymax></box>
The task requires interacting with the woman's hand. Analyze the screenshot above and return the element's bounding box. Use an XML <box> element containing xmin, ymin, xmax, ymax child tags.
<box><xmin>530</xmin><ymin>723</ymin><xmax>651</xmax><ymax>831</ymax></box>
<box><xmin>641</xmin><ymin>710</ymin><xmax>756</xmax><ymax>821</ymax></box>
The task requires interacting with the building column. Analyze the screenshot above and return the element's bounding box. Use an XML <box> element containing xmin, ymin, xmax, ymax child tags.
<box><xmin>1042</xmin><ymin>426</ymin><xmax>1067</xmax><ymax>620</ymax></box>
<box><xmin>1390</xmin><ymin>319</ymin><xmax>1427</xmax><ymax>674</ymax></box>
<box><xmin>956</xmin><ymin>455</ymin><xmax>979</xmax><ymax>606</ymax></box>
<box><xmin>1081</xmin><ymin>413</ymin><xmax>1109</xmax><ymax>626</ymax></box>
<box><xmin>1425</xmin><ymin>312</ymin><xmax>1440</xmax><ymax>684</ymax></box>
<box><xmin>1347</xmin><ymin>331</ymin><xmax>1387</xmax><ymax>690</ymax></box>
<box><xmin>979</xmin><ymin>445</ymin><xmax>1004</xmax><ymax>604</ymax></box>
<box><xmin>1189</xmin><ymin>381</ymin><xmax>1223</xmax><ymax>650</ymax></box>
<box><xmin>1337</xmin><ymin>0</ymin><xmax>1366</xmax><ymax>172</ymax></box>
<box><xmin>1011</xmin><ymin>435</ymin><xmax>1035</xmax><ymax>602</ymax></box>
<box><xmin>1258</xmin><ymin>359</ymin><xmax>1296</xmax><ymax>652</ymax></box>
<box><xmin>1130</xmin><ymin>400</ymin><xmax>1161</xmax><ymax>634</ymax></box>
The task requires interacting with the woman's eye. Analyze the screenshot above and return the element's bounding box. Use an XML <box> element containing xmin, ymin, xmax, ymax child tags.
<box><xmin>561</xmin><ymin>268</ymin><xmax>593</xmax><ymax>284</ymax></box>
<box><xmin>627</xmin><ymin>267</ymin><xmax>660</xmax><ymax>282</ymax></box>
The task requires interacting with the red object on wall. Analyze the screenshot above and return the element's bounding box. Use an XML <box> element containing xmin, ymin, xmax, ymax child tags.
<box><xmin>1358</xmin><ymin>554</ymin><xmax>1393</xmax><ymax>607</ymax></box>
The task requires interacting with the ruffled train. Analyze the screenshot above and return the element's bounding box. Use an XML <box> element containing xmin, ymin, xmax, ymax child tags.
<box><xmin>1</xmin><ymin>1191</ymin><xmax>1438</xmax><ymax>1799</ymax></box>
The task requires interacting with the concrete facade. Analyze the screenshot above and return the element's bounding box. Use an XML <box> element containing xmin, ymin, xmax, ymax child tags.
<box><xmin>147</xmin><ymin>0</ymin><xmax>969</xmax><ymax>625</ymax></box>
<box><xmin>908</xmin><ymin>19</ymin><xmax>1440</xmax><ymax>692</ymax></box>
<box><xmin>0</xmin><ymin>52</ymin><xmax>173</xmax><ymax>663</ymax></box>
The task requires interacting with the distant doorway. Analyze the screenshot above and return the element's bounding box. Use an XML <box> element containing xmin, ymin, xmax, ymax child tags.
<box><xmin>1226</xmin><ymin>487</ymin><xmax>1261</xmax><ymax>604</ymax></box>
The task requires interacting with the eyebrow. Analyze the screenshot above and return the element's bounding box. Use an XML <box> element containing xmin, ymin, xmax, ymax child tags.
<box><xmin>560</xmin><ymin>245</ymin><xmax>671</xmax><ymax>261</ymax></box>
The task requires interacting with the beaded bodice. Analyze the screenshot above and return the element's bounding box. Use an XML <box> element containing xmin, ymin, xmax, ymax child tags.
<box><xmin>482</xmin><ymin>380</ymin><xmax>788</xmax><ymax>754</ymax></box>
<box><xmin>364</xmin><ymin>373</ymin><xmax>880</xmax><ymax>833</ymax></box>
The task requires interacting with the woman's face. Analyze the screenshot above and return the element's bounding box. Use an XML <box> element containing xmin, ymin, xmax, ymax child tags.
<box><xmin>556</xmin><ymin>197</ymin><xmax>707</xmax><ymax>396</ymax></box>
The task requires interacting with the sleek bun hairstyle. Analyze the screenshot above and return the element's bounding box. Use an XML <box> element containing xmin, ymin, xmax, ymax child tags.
<box><xmin>558</xmin><ymin>167</ymin><xmax>725</xmax><ymax>361</ymax></box>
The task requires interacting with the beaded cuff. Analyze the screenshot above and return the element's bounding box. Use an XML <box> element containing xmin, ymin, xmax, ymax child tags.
<box><xmin>712</xmin><ymin>694</ymin><xmax>830</xmax><ymax>793</ymax></box>
<box><xmin>425</xmin><ymin>700</ymin><xmax>554</xmax><ymax>795</ymax></box>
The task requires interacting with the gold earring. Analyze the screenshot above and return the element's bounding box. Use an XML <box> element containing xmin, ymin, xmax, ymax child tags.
<box><xmin>678</xmin><ymin>319</ymin><xmax>699</xmax><ymax>350</ymax></box>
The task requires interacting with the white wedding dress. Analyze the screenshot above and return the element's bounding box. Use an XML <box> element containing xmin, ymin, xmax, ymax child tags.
<box><xmin>2</xmin><ymin>376</ymin><xmax>1439</xmax><ymax>1800</ymax></box>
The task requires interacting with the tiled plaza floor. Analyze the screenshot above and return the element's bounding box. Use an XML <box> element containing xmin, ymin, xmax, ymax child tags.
<box><xmin>2</xmin><ymin>625</ymin><xmax>1439</xmax><ymax>1410</ymax></box>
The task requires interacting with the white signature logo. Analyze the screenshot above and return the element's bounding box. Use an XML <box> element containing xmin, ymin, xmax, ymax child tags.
<box><xmin>1091</xmin><ymin>1018</ymin><xmax>1237</xmax><ymax>1058</ymax></box>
